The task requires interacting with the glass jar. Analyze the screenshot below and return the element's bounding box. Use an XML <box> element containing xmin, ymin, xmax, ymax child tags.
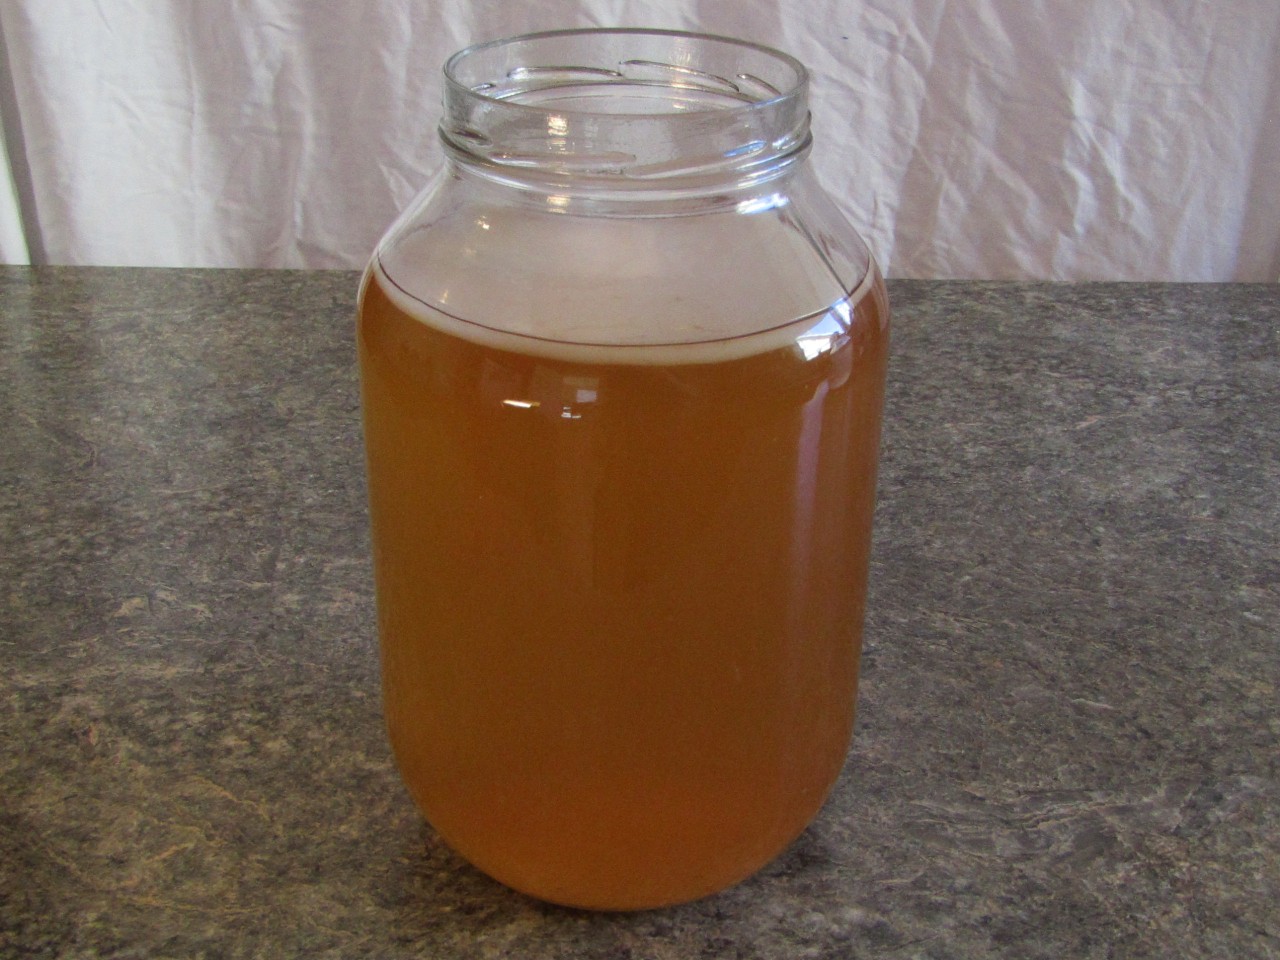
<box><xmin>357</xmin><ymin>28</ymin><xmax>889</xmax><ymax>910</ymax></box>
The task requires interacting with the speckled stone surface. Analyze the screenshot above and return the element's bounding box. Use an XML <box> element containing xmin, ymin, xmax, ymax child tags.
<box><xmin>1</xmin><ymin>268</ymin><xmax>1277</xmax><ymax>959</ymax></box>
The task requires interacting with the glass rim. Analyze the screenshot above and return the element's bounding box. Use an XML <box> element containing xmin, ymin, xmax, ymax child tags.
<box><xmin>442</xmin><ymin>27</ymin><xmax>809</xmax><ymax>121</ymax></box>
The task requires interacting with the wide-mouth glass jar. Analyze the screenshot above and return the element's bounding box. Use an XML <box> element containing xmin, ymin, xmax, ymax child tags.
<box><xmin>357</xmin><ymin>28</ymin><xmax>889</xmax><ymax>911</ymax></box>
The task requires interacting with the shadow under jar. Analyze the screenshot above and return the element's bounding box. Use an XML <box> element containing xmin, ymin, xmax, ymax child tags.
<box><xmin>357</xmin><ymin>28</ymin><xmax>889</xmax><ymax>911</ymax></box>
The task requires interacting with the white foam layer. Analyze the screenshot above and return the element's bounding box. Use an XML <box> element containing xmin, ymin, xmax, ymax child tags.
<box><xmin>369</xmin><ymin>198</ymin><xmax>877</xmax><ymax>365</ymax></box>
<box><xmin>369</xmin><ymin>257</ymin><xmax>875</xmax><ymax>366</ymax></box>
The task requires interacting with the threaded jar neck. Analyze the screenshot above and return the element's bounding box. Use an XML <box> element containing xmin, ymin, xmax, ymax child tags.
<box><xmin>439</xmin><ymin>28</ymin><xmax>811</xmax><ymax>195</ymax></box>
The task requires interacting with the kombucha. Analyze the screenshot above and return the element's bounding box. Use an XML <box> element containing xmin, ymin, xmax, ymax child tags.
<box><xmin>357</xmin><ymin>259</ymin><xmax>888</xmax><ymax>909</ymax></box>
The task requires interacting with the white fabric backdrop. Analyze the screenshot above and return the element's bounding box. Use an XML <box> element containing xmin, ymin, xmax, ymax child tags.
<box><xmin>0</xmin><ymin>0</ymin><xmax>1276</xmax><ymax>280</ymax></box>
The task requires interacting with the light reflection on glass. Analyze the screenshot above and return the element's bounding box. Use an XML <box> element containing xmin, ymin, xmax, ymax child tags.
<box><xmin>795</xmin><ymin>301</ymin><xmax>852</xmax><ymax>360</ymax></box>
<box><xmin>501</xmin><ymin>376</ymin><xmax>599</xmax><ymax>417</ymax></box>
<box><xmin>735</xmin><ymin>192</ymin><xmax>788</xmax><ymax>215</ymax></box>
<box><xmin>547</xmin><ymin>114</ymin><xmax>569</xmax><ymax>136</ymax></box>
<box><xmin>560</xmin><ymin>375</ymin><xmax>598</xmax><ymax>418</ymax></box>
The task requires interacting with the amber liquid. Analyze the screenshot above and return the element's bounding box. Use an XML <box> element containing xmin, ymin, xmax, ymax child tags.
<box><xmin>357</xmin><ymin>268</ymin><xmax>889</xmax><ymax>909</ymax></box>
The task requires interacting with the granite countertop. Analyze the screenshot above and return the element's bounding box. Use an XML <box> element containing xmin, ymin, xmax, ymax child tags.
<box><xmin>1</xmin><ymin>268</ymin><xmax>1276</xmax><ymax>959</ymax></box>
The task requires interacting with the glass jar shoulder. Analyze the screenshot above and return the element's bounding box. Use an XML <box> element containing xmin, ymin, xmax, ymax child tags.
<box><xmin>374</xmin><ymin>166</ymin><xmax>874</xmax><ymax>350</ymax></box>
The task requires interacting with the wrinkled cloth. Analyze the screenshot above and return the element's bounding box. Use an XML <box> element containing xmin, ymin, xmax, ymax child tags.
<box><xmin>0</xmin><ymin>0</ymin><xmax>1276</xmax><ymax>279</ymax></box>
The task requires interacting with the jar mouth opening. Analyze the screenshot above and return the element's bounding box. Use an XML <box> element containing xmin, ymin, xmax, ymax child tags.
<box><xmin>443</xmin><ymin>28</ymin><xmax>808</xmax><ymax>121</ymax></box>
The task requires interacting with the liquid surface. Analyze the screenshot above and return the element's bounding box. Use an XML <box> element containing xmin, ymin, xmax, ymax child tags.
<box><xmin>358</xmin><ymin>265</ymin><xmax>888</xmax><ymax>909</ymax></box>
<box><xmin>375</xmin><ymin>197</ymin><xmax>862</xmax><ymax>355</ymax></box>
